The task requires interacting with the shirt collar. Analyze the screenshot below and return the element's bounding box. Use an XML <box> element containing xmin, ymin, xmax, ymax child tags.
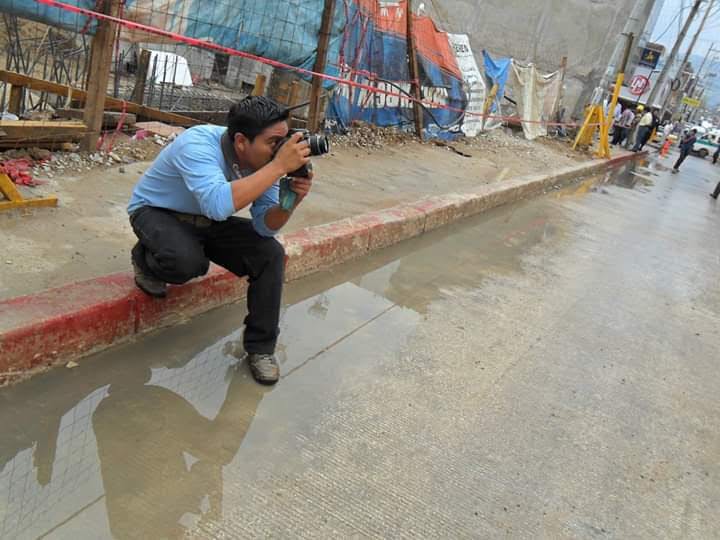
<box><xmin>221</xmin><ymin>130</ymin><xmax>253</xmax><ymax>180</ymax></box>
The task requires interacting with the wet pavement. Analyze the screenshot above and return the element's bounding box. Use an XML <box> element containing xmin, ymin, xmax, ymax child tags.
<box><xmin>1</xmin><ymin>152</ymin><xmax>719</xmax><ymax>539</ymax></box>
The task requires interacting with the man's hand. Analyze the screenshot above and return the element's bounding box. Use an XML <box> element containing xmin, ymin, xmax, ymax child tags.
<box><xmin>263</xmin><ymin>171</ymin><xmax>314</xmax><ymax>232</ymax></box>
<box><xmin>289</xmin><ymin>171</ymin><xmax>313</xmax><ymax>207</ymax></box>
<box><xmin>274</xmin><ymin>132</ymin><xmax>310</xmax><ymax>174</ymax></box>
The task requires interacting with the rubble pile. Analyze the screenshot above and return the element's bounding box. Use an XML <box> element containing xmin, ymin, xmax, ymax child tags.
<box><xmin>0</xmin><ymin>133</ymin><xmax>170</xmax><ymax>182</ymax></box>
<box><xmin>457</xmin><ymin>128</ymin><xmax>577</xmax><ymax>166</ymax></box>
<box><xmin>332</xmin><ymin>121</ymin><xmax>417</xmax><ymax>151</ymax></box>
<box><xmin>330</xmin><ymin>122</ymin><xmax>577</xmax><ymax>167</ymax></box>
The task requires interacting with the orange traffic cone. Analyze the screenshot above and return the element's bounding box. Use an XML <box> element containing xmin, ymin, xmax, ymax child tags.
<box><xmin>660</xmin><ymin>138</ymin><xmax>672</xmax><ymax>157</ymax></box>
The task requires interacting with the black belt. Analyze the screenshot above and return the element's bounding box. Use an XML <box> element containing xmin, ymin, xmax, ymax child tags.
<box><xmin>169</xmin><ymin>211</ymin><xmax>214</xmax><ymax>228</ymax></box>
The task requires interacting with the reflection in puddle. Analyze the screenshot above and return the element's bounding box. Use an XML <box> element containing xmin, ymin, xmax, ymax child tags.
<box><xmin>0</xmin><ymin>333</ymin><xmax>260</xmax><ymax>539</ymax></box>
<box><xmin>0</xmin><ymin>387</ymin><xmax>109</xmax><ymax>539</ymax></box>
<box><xmin>0</xmin><ymin>279</ymin><xmax>425</xmax><ymax>539</ymax></box>
<box><xmin>94</xmin><ymin>348</ymin><xmax>262</xmax><ymax>539</ymax></box>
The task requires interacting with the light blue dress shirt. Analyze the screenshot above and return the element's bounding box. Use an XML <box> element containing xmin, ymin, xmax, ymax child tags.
<box><xmin>128</xmin><ymin>124</ymin><xmax>279</xmax><ymax>237</ymax></box>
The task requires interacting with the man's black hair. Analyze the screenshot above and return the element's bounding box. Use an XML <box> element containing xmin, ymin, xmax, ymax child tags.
<box><xmin>227</xmin><ymin>96</ymin><xmax>289</xmax><ymax>141</ymax></box>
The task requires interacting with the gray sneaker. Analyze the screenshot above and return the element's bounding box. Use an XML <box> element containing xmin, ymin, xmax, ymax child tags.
<box><xmin>131</xmin><ymin>244</ymin><xmax>167</xmax><ymax>298</ymax></box>
<box><xmin>247</xmin><ymin>353</ymin><xmax>280</xmax><ymax>385</ymax></box>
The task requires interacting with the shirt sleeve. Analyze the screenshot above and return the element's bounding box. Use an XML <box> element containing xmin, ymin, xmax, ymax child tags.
<box><xmin>250</xmin><ymin>181</ymin><xmax>281</xmax><ymax>237</ymax></box>
<box><xmin>172</xmin><ymin>137</ymin><xmax>235</xmax><ymax>221</ymax></box>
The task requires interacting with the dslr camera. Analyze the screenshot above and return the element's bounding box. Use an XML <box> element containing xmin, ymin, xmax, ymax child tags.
<box><xmin>276</xmin><ymin>129</ymin><xmax>330</xmax><ymax>210</ymax></box>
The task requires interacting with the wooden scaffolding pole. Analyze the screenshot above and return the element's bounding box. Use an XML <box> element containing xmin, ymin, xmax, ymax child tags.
<box><xmin>308</xmin><ymin>0</ymin><xmax>336</xmax><ymax>133</ymax></box>
<box><xmin>131</xmin><ymin>49</ymin><xmax>152</xmax><ymax>105</ymax></box>
<box><xmin>251</xmin><ymin>74</ymin><xmax>267</xmax><ymax>96</ymax></box>
<box><xmin>82</xmin><ymin>0</ymin><xmax>120</xmax><ymax>151</ymax></box>
<box><xmin>406</xmin><ymin>0</ymin><xmax>424</xmax><ymax>139</ymax></box>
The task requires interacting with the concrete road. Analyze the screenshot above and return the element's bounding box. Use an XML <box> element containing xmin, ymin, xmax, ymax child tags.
<box><xmin>1</xmin><ymin>154</ymin><xmax>719</xmax><ymax>539</ymax></box>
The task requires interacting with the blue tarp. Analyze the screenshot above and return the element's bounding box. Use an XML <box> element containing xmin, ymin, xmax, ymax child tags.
<box><xmin>0</xmin><ymin>0</ymin><xmax>97</xmax><ymax>32</ymax></box>
<box><xmin>0</xmin><ymin>0</ymin><xmax>346</xmax><ymax>71</ymax></box>
<box><xmin>482</xmin><ymin>50</ymin><xmax>511</xmax><ymax>113</ymax></box>
<box><xmin>183</xmin><ymin>0</ymin><xmax>346</xmax><ymax>74</ymax></box>
<box><xmin>326</xmin><ymin>3</ymin><xmax>466</xmax><ymax>139</ymax></box>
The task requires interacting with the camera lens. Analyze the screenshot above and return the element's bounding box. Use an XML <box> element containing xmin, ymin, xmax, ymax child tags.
<box><xmin>308</xmin><ymin>135</ymin><xmax>330</xmax><ymax>156</ymax></box>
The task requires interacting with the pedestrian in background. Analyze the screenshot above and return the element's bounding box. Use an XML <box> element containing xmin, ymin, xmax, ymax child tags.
<box><xmin>710</xmin><ymin>147</ymin><xmax>720</xmax><ymax>199</ymax></box>
<box><xmin>672</xmin><ymin>129</ymin><xmax>697</xmax><ymax>174</ymax></box>
<box><xmin>613</xmin><ymin>102</ymin><xmax>622</xmax><ymax>125</ymax></box>
<box><xmin>711</xmin><ymin>180</ymin><xmax>720</xmax><ymax>200</ymax></box>
<box><xmin>612</xmin><ymin>104</ymin><xmax>635</xmax><ymax>146</ymax></box>
<box><xmin>662</xmin><ymin>121</ymin><xmax>674</xmax><ymax>142</ymax></box>
<box><xmin>632</xmin><ymin>106</ymin><xmax>653</xmax><ymax>151</ymax></box>
<box><xmin>657</xmin><ymin>121</ymin><xmax>674</xmax><ymax>154</ymax></box>
<box><xmin>633</xmin><ymin>107</ymin><xmax>656</xmax><ymax>151</ymax></box>
<box><xmin>649</xmin><ymin>108</ymin><xmax>661</xmax><ymax>142</ymax></box>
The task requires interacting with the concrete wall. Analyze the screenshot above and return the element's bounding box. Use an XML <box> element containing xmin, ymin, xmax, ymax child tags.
<box><xmin>424</xmin><ymin>0</ymin><xmax>639</xmax><ymax>118</ymax></box>
<box><xmin>224</xmin><ymin>57</ymin><xmax>274</xmax><ymax>92</ymax></box>
<box><xmin>119</xmin><ymin>41</ymin><xmax>274</xmax><ymax>96</ymax></box>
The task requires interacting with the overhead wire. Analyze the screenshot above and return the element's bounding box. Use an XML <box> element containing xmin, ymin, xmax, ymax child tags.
<box><xmin>652</xmin><ymin>2</ymin><xmax>692</xmax><ymax>43</ymax></box>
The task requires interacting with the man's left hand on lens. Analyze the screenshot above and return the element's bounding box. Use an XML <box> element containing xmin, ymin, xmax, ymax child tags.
<box><xmin>126</xmin><ymin>96</ymin><xmax>327</xmax><ymax>385</ymax></box>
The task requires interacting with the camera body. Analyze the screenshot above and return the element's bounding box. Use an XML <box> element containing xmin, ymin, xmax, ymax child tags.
<box><xmin>277</xmin><ymin>129</ymin><xmax>330</xmax><ymax>177</ymax></box>
<box><xmin>276</xmin><ymin>129</ymin><xmax>330</xmax><ymax>210</ymax></box>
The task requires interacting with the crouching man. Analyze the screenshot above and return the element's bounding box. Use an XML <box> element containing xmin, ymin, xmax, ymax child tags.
<box><xmin>127</xmin><ymin>97</ymin><xmax>312</xmax><ymax>385</ymax></box>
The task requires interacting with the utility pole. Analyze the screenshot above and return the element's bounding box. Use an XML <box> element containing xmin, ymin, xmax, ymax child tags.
<box><xmin>406</xmin><ymin>0</ymin><xmax>424</xmax><ymax>139</ymax></box>
<box><xmin>683</xmin><ymin>44</ymin><xmax>716</xmax><ymax>108</ymax></box>
<box><xmin>686</xmin><ymin>45</ymin><xmax>718</xmax><ymax>121</ymax></box>
<box><xmin>598</xmin><ymin>33</ymin><xmax>634</xmax><ymax>158</ymax></box>
<box><xmin>595</xmin><ymin>0</ymin><xmax>656</xmax><ymax>102</ymax></box>
<box><xmin>689</xmin><ymin>86</ymin><xmax>706</xmax><ymax>122</ymax></box>
<box><xmin>668</xmin><ymin>0</ymin><xmax>715</xmax><ymax>117</ymax></box>
<box><xmin>555</xmin><ymin>56</ymin><xmax>568</xmax><ymax>120</ymax></box>
<box><xmin>643</xmin><ymin>0</ymin><xmax>704</xmax><ymax>114</ymax></box>
<box><xmin>696</xmin><ymin>44</ymin><xmax>717</xmax><ymax>79</ymax></box>
<box><xmin>680</xmin><ymin>0</ymin><xmax>686</xmax><ymax>36</ymax></box>
<box><xmin>308</xmin><ymin>0</ymin><xmax>336</xmax><ymax>133</ymax></box>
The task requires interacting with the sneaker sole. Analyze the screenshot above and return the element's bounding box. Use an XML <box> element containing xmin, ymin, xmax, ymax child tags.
<box><xmin>249</xmin><ymin>371</ymin><xmax>279</xmax><ymax>385</ymax></box>
<box><xmin>253</xmin><ymin>377</ymin><xmax>279</xmax><ymax>386</ymax></box>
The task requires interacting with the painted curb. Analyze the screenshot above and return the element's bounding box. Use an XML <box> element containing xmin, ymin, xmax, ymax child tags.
<box><xmin>0</xmin><ymin>151</ymin><xmax>644</xmax><ymax>384</ymax></box>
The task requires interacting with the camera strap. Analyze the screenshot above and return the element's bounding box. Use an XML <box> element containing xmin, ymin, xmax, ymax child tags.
<box><xmin>220</xmin><ymin>130</ymin><xmax>248</xmax><ymax>181</ymax></box>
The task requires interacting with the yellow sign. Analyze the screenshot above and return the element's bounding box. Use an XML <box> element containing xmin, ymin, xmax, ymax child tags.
<box><xmin>682</xmin><ymin>96</ymin><xmax>701</xmax><ymax>108</ymax></box>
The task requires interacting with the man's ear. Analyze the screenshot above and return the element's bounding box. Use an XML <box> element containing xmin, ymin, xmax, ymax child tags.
<box><xmin>234</xmin><ymin>132</ymin><xmax>249</xmax><ymax>154</ymax></box>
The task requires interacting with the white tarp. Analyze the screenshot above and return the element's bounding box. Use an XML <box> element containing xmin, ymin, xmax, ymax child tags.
<box><xmin>508</xmin><ymin>61</ymin><xmax>561</xmax><ymax>140</ymax></box>
<box><xmin>148</xmin><ymin>50</ymin><xmax>194</xmax><ymax>86</ymax></box>
<box><xmin>448</xmin><ymin>33</ymin><xmax>486</xmax><ymax>137</ymax></box>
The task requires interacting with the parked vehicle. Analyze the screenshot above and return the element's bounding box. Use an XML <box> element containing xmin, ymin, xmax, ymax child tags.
<box><xmin>692</xmin><ymin>131</ymin><xmax>720</xmax><ymax>158</ymax></box>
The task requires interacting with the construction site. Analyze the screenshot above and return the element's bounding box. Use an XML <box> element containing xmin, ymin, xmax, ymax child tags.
<box><xmin>1</xmin><ymin>0</ymin><xmax>720</xmax><ymax>538</ymax></box>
